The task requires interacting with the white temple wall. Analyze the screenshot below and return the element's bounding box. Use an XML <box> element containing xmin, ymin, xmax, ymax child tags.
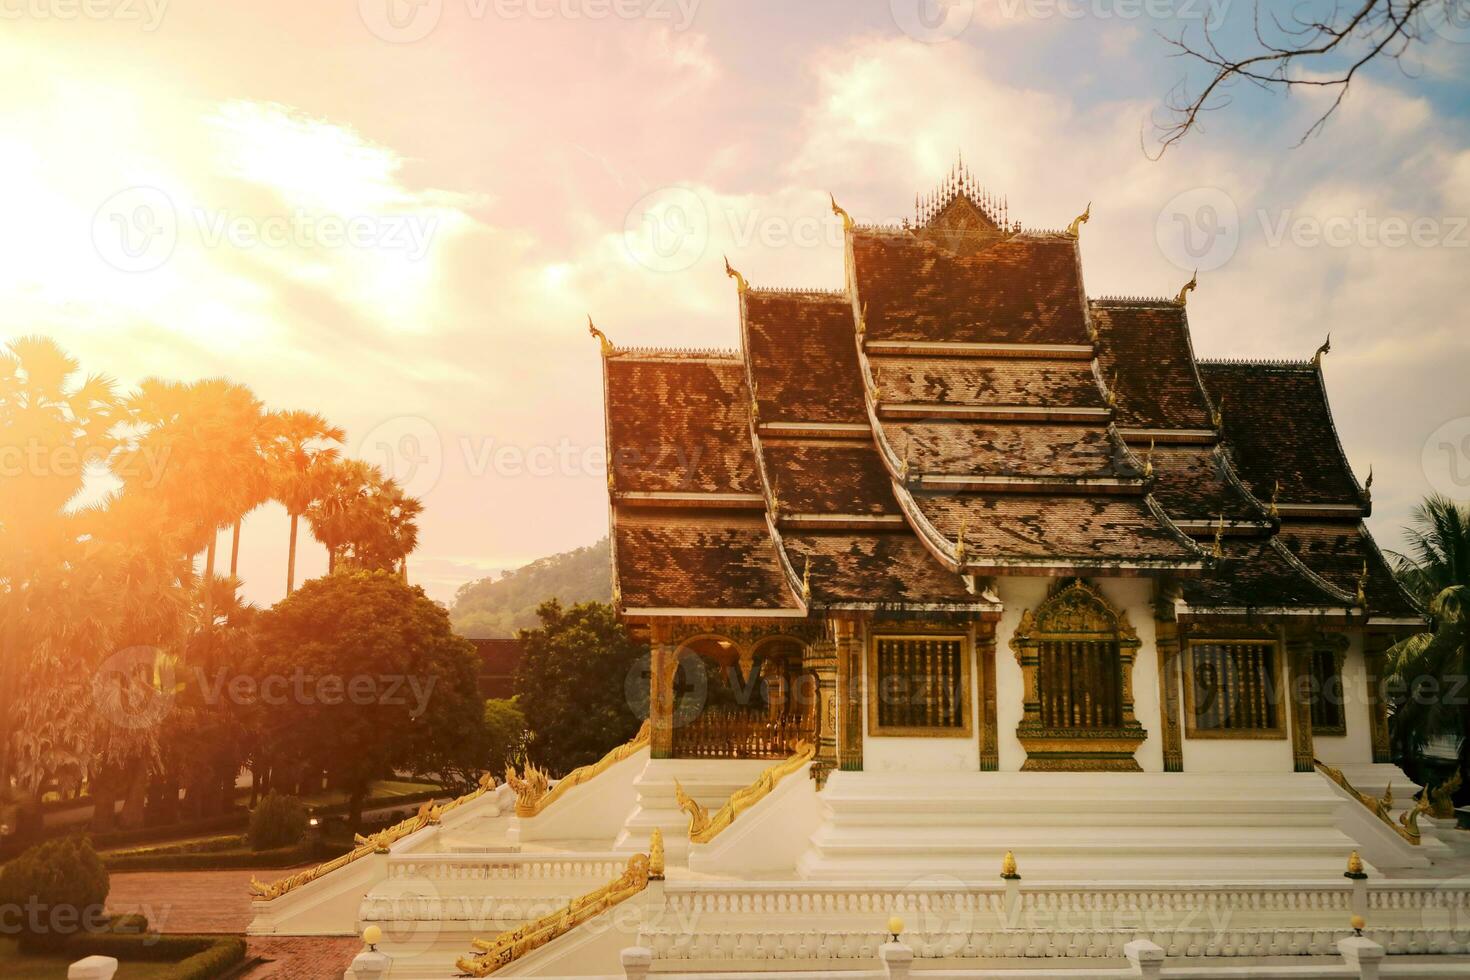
<box><xmin>993</xmin><ymin>576</ymin><xmax>1044</xmax><ymax>771</ymax></box>
<box><xmin>1096</xmin><ymin>576</ymin><xmax>1164</xmax><ymax>773</ymax></box>
<box><xmin>1314</xmin><ymin>632</ymin><xmax>1373</xmax><ymax>766</ymax></box>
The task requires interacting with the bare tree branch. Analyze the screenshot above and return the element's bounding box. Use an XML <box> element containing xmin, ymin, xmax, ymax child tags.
<box><xmin>1148</xmin><ymin>0</ymin><xmax>1458</xmax><ymax>156</ymax></box>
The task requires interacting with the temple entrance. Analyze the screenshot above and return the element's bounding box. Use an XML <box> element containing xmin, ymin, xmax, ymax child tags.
<box><xmin>671</xmin><ymin>636</ymin><xmax>816</xmax><ymax>760</ymax></box>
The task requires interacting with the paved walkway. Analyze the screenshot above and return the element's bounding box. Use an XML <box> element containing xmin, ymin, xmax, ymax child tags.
<box><xmin>106</xmin><ymin>868</ymin><xmax>360</xmax><ymax>978</ymax></box>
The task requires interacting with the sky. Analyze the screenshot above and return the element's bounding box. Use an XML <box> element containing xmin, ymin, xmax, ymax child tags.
<box><xmin>4</xmin><ymin>0</ymin><xmax>1468</xmax><ymax>607</ymax></box>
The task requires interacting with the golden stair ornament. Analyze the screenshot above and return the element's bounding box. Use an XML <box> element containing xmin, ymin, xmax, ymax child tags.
<box><xmin>510</xmin><ymin>721</ymin><xmax>652</xmax><ymax>819</ymax></box>
<box><xmin>1315</xmin><ymin>760</ymin><xmax>1420</xmax><ymax>845</ymax></box>
<box><xmin>455</xmin><ymin>851</ymin><xmax>654</xmax><ymax>977</ymax></box>
<box><xmin>675</xmin><ymin>741</ymin><xmax>817</xmax><ymax>844</ymax></box>
<box><xmin>248</xmin><ymin>773</ymin><xmax>497</xmax><ymax>901</ymax></box>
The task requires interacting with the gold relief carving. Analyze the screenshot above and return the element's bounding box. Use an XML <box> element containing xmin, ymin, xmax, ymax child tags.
<box><xmin>249</xmin><ymin>774</ymin><xmax>497</xmax><ymax>901</ymax></box>
<box><xmin>1285</xmin><ymin>631</ymin><xmax>1316</xmax><ymax>772</ymax></box>
<box><xmin>1154</xmin><ymin>585</ymin><xmax>1185</xmax><ymax>772</ymax></box>
<box><xmin>1316</xmin><ymin>760</ymin><xmax>1421</xmax><ymax>846</ymax></box>
<box><xmin>1364</xmin><ymin>634</ymin><xmax>1393</xmax><ymax>763</ymax></box>
<box><xmin>456</xmin><ymin>852</ymin><xmax>654</xmax><ymax>976</ymax></box>
<box><xmin>836</xmin><ymin>619</ymin><xmax>864</xmax><ymax>771</ymax></box>
<box><xmin>977</xmin><ymin>620</ymin><xmax>999</xmax><ymax>771</ymax></box>
<box><xmin>508</xmin><ymin>721</ymin><xmax>651</xmax><ymax>819</ymax></box>
<box><xmin>1010</xmin><ymin>580</ymin><xmax>1145</xmax><ymax>771</ymax></box>
<box><xmin>675</xmin><ymin>741</ymin><xmax>817</xmax><ymax>844</ymax></box>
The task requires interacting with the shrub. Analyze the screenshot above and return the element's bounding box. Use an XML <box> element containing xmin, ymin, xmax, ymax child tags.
<box><xmin>248</xmin><ymin>792</ymin><xmax>308</xmax><ymax>851</ymax></box>
<box><xmin>0</xmin><ymin>836</ymin><xmax>110</xmax><ymax>953</ymax></box>
<box><xmin>66</xmin><ymin>934</ymin><xmax>248</xmax><ymax>979</ymax></box>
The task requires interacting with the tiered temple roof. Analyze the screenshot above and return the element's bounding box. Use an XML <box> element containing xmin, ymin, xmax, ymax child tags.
<box><xmin>600</xmin><ymin>167</ymin><xmax>1422</xmax><ymax>628</ymax></box>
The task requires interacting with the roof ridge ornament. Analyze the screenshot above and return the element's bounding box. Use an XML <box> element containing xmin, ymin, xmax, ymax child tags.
<box><xmin>1066</xmin><ymin>202</ymin><xmax>1091</xmax><ymax>238</ymax></box>
<box><xmin>1357</xmin><ymin>561</ymin><xmax>1369</xmax><ymax>608</ymax></box>
<box><xmin>1143</xmin><ymin>439</ymin><xmax>1154</xmax><ymax>479</ymax></box>
<box><xmin>723</xmin><ymin>255</ymin><xmax>748</xmax><ymax>294</ymax></box>
<box><xmin>1364</xmin><ymin>464</ymin><xmax>1373</xmax><ymax>503</ymax></box>
<box><xmin>801</xmin><ymin>558</ymin><xmax>812</xmax><ymax>604</ymax></box>
<box><xmin>954</xmin><ymin>518</ymin><xmax>969</xmax><ymax>565</ymax></box>
<box><xmin>1313</xmin><ymin>333</ymin><xmax>1332</xmax><ymax>368</ymax></box>
<box><xmin>1175</xmin><ymin>270</ymin><xmax>1198</xmax><ymax>306</ymax></box>
<box><xmin>1211</xmin><ymin>394</ymin><xmax>1225</xmax><ymax>429</ymax></box>
<box><xmin>588</xmin><ymin>315</ymin><xmax>614</xmax><ymax>356</ymax></box>
<box><xmin>830</xmin><ymin>193</ymin><xmax>854</xmax><ymax>233</ymax></box>
<box><xmin>1212</xmin><ymin>513</ymin><xmax>1225</xmax><ymax>559</ymax></box>
<box><xmin>1269</xmin><ymin>480</ymin><xmax>1281</xmax><ymax>519</ymax></box>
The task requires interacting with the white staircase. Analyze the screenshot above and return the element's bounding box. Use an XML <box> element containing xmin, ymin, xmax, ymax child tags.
<box><xmin>797</xmin><ymin>771</ymin><xmax>1367</xmax><ymax>881</ymax></box>
<box><xmin>613</xmin><ymin>758</ymin><xmax>772</xmax><ymax>858</ymax></box>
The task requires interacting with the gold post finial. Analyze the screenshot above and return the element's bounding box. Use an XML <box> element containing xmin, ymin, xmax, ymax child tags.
<box><xmin>649</xmin><ymin>828</ymin><xmax>665</xmax><ymax>880</ymax></box>
<box><xmin>1001</xmin><ymin>850</ymin><xmax>1019</xmax><ymax>879</ymax></box>
<box><xmin>1175</xmin><ymin>269</ymin><xmax>1198</xmax><ymax>306</ymax></box>
<box><xmin>1347</xmin><ymin>850</ymin><xmax>1364</xmax><ymax>876</ymax></box>
<box><xmin>801</xmin><ymin>558</ymin><xmax>812</xmax><ymax>604</ymax></box>
<box><xmin>1350</xmin><ymin>914</ymin><xmax>1366</xmax><ymax>936</ymax></box>
<box><xmin>830</xmin><ymin>193</ymin><xmax>854</xmax><ymax>233</ymax></box>
<box><xmin>1066</xmin><ymin>201</ymin><xmax>1091</xmax><ymax>238</ymax></box>
<box><xmin>1143</xmin><ymin>439</ymin><xmax>1154</xmax><ymax>479</ymax></box>
<box><xmin>587</xmin><ymin>316</ymin><xmax>613</xmax><ymax>356</ymax></box>
<box><xmin>723</xmin><ymin>255</ymin><xmax>748</xmax><ymax>293</ymax></box>
<box><xmin>1313</xmin><ymin>332</ymin><xmax>1332</xmax><ymax>368</ymax></box>
<box><xmin>1212</xmin><ymin>513</ymin><xmax>1225</xmax><ymax>559</ymax></box>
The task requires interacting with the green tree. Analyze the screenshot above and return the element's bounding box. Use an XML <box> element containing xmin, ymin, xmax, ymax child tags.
<box><xmin>450</xmin><ymin>539</ymin><xmax>611</xmax><ymax>638</ymax></box>
<box><xmin>514</xmin><ymin>600</ymin><xmax>644</xmax><ymax>776</ymax></box>
<box><xmin>1387</xmin><ymin>495</ymin><xmax>1470</xmax><ymax>795</ymax></box>
<box><xmin>306</xmin><ymin>458</ymin><xmax>422</xmax><ymax>576</ymax></box>
<box><xmin>247</xmin><ymin>570</ymin><xmax>481</xmax><ymax>831</ymax></box>
<box><xmin>483</xmin><ymin>697</ymin><xmax>528</xmax><ymax>776</ymax></box>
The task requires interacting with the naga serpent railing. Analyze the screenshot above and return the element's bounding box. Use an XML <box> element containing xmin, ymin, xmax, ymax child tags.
<box><xmin>674</xmin><ymin>739</ymin><xmax>816</xmax><ymax>844</ymax></box>
<box><xmin>1313</xmin><ymin>759</ymin><xmax>1442</xmax><ymax>847</ymax></box>
<box><xmin>455</xmin><ymin>830</ymin><xmax>664</xmax><ymax>977</ymax></box>
<box><xmin>504</xmin><ymin>720</ymin><xmax>651</xmax><ymax>818</ymax></box>
<box><xmin>248</xmin><ymin>772</ymin><xmax>498</xmax><ymax>901</ymax></box>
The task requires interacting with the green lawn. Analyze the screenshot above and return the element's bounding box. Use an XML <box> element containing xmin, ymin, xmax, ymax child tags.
<box><xmin>0</xmin><ymin>939</ymin><xmax>183</xmax><ymax>979</ymax></box>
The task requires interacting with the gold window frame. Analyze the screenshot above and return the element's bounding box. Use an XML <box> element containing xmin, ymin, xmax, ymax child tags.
<box><xmin>1182</xmin><ymin>638</ymin><xmax>1288</xmax><ymax>740</ymax></box>
<box><xmin>865</xmin><ymin>633</ymin><xmax>973</xmax><ymax>738</ymax></box>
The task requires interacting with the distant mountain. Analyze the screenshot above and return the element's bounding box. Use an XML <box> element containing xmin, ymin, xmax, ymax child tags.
<box><xmin>449</xmin><ymin>538</ymin><xmax>612</xmax><ymax>638</ymax></box>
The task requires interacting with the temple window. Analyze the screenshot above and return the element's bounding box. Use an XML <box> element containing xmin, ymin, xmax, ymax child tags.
<box><xmin>866</xmin><ymin>634</ymin><xmax>972</xmax><ymax>737</ymax></box>
<box><xmin>1037</xmin><ymin>635</ymin><xmax>1124</xmax><ymax>728</ymax></box>
<box><xmin>1183</xmin><ymin>639</ymin><xmax>1286</xmax><ymax>737</ymax></box>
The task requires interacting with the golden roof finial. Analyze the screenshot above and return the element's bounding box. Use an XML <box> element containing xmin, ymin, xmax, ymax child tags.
<box><xmin>1357</xmin><ymin>561</ymin><xmax>1369</xmax><ymax>608</ymax></box>
<box><xmin>769</xmin><ymin>474</ymin><xmax>782</xmax><ymax>520</ymax></box>
<box><xmin>587</xmin><ymin>315</ymin><xmax>613</xmax><ymax>356</ymax></box>
<box><xmin>1212</xmin><ymin>513</ymin><xmax>1225</xmax><ymax>559</ymax></box>
<box><xmin>1175</xmin><ymin>270</ymin><xmax>1198</xmax><ymax>306</ymax></box>
<box><xmin>801</xmin><ymin>558</ymin><xmax>812</xmax><ymax>604</ymax></box>
<box><xmin>954</xmin><ymin>518</ymin><xmax>969</xmax><ymax>565</ymax></box>
<box><xmin>648</xmin><ymin>828</ymin><xmax>665</xmax><ymax>880</ymax></box>
<box><xmin>1001</xmin><ymin>850</ymin><xmax>1019</xmax><ymax>879</ymax></box>
<box><xmin>723</xmin><ymin>255</ymin><xmax>748</xmax><ymax>293</ymax></box>
<box><xmin>1211</xmin><ymin>394</ymin><xmax>1225</xmax><ymax>430</ymax></box>
<box><xmin>830</xmin><ymin>193</ymin><xmax>854</xmax><ymax>233</ymax></box>
<box><xmin>1364</xmin><ymin>464</ymin><xmax>1373</xmax><ymax>501</ymax></box>
<box><xmin>1269</xmin><ymin>479</ymin><xmax>1281</xmax><ymax>518</ymax></box>
<box><xmin>899</xmin><ymin>438</ymin><xmax>911</xmax><ymax>482</ymax></box>
<box><xmin>857</xmin><ymin>301</ymin><xmax>867</xmax><ymax>337</ymax></box>
<box><xmin>1066</xmin><ymin>201</ymin><xmax>1091</xmax><ymax>238</ymax></box>
<box><xmin>1106</xmin><ymin>370</ymin><xmax>1119</xmax><ymax>408</ymax></box>
<box><xmin>1143</xmin><ymin>439</ymin><xmax>1154</xmax><ymax>479</ymax></box>
<box><xmin>1313</xmin><ymin>332</ymin><xmax>1332</xmax><ymax>368</ymax></box>
<box><xmin>750</xmin><ymin>380</ymin><xmax>760</xmax><ymax>422</ymax></box>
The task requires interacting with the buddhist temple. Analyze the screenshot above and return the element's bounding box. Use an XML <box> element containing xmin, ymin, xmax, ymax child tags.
<box><xmin>255</xmin><ymin>167</ymin><xmax>1470</xmax><ymax>978</ymax></box>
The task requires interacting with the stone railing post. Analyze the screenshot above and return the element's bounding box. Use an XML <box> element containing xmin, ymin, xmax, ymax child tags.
<box><xmin>1338</xmin><ymin>934</ymin><xmax>1385</xmax><ymax>979</ymax></box>
<box><xmin>879</xmin><ymin>940</ymin><xmax>913</xmax><ymax>979</ymax></box>
<box><xmin>620</xmin><ymin>945</ymin><xmax>653</xmax><ymax>980</ymax></box>
<box><xmin>1123</xmin><ymin>938</ymin><xmax>1164</xmax><ymax>979</ymax></box>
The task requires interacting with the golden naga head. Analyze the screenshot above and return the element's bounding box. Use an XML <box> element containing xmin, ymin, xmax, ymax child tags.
<box><xmin>1175</xmin><ymin>270</ymin><xmax>1198</xmax><ymax>306</ymax></box>
<box><xmin>1066</xmin><ymin>201</ymin><xmax>1091</xmax><ymax>238</ymax></box>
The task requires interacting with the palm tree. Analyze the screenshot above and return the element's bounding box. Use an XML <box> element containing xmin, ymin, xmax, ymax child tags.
<box><xmin>263</xmin><ymin>411</ymin><xmax>343</xmax><ymax>594</ymax></box>
<box><xmin>1386</xmin><ymin>495</ymin><xmax>1470</xmax><ymax>794</ymax></box>
<box><xmin>0</xmin><ymin>336</ymin><xmax>121</xmax><ymax>812</ymax></box>
<box><xmin>306</xmin><ymin>458</ymin><xmax>378</xmax><ymax>573</ymax></box>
